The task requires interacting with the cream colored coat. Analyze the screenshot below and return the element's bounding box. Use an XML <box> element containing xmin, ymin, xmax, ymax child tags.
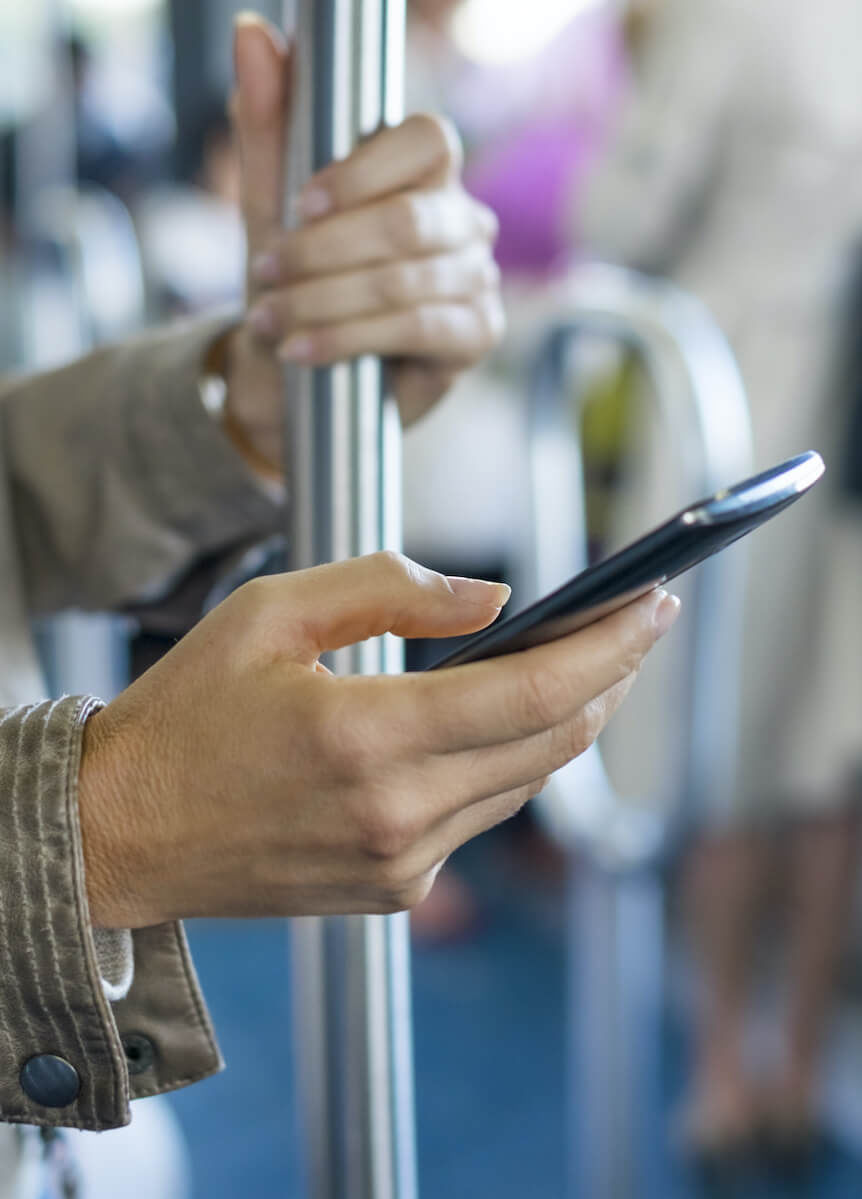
<box><xmin>582</xmin><ymin>0</ymin><xmax>862</xmax><ymax>817</ymax></box>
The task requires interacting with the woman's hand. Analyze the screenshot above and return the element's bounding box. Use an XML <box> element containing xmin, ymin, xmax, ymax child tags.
<box><xmin>77</xmin><ymin>553</ymin><xmax>679</xmax><ymax>928</ymax></box>
<box><xmin>222</xmin><ymin>14</ymin><xmax>504</xmax><ymax>470</ymax></box>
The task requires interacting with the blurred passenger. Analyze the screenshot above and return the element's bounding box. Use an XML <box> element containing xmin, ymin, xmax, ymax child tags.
<box><xmin>133</xmin><ymin>97</ymin><xmax>244</xmax><ymax>317</ymax></box>
<box><xmin>64</xmin><ymin>33</ymin><xmax>171</xmax><ymax>203</ymax></box>
<box><xmin>581</xmin><ymin>0</ymin><xmax>862</xmax><ymax>1159</ymax></box>
<box><xmin>408</xmin><ymin>0</ymin><xmax>625</xmax><ymax>279</ymax></box>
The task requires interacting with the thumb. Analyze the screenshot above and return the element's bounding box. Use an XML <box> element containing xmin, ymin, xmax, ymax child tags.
<box><xmin>270</xmin><ymin>553</ymin><xmax>511</xmax><ymax>662</ymax></box>
<box><xmin>232</xmin><ymin>13</ymin><xmax>293</xmax><ymax>267</ymax></box>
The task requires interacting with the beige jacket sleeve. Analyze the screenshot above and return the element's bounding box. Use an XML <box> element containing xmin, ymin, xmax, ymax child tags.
<box><xmin>1</xmin><ymin>316</ymin><xmax>281</xmax><ymax>616</ymax></box>
<box><xmin>0</xmin><ymin>319</ymin><xmax>283</xmax><ymax>1131</ymax></box>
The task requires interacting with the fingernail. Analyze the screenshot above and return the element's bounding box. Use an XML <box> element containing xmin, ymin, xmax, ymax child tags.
<box><xmin>298</xmin><ymin>185</ymin><xmax>333</xmax><ymax>220</ymax></box>
<box><xmin>234</xmin><ymin>10</ymin><xmax>289</xmax><ymax>50</ymax></box>
<box><xmin>235</xmin><ymin>10</ymin><xmax>264</xmax><ymax>27</ymax></box>
<box><xmin>246</xmin><ymin>304</ymin><xmax>279</xmax><ymax>339</ymax></box>
<box><xmin>653</xmin><ymin>591</ymin><xmax>681</xmax><ymax>639</ymax></box>
<box><xmin>447</xmin><ymin>577</ymin><xmax>512</xmax><ymax>608</ymax></box>
<box><xmin>278</xmin><ymin>335</ymin><xmax>316</xmax><ymax>363</ymax></box>
<box><xmin>251</xmin><ymin>252</ymin><xmax>281</xmax><ymax>284</ymax></box>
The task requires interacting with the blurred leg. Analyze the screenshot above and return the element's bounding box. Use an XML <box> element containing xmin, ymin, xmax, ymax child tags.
<box><xmin>771</xmin><ymin>805</ymin><xmax>860</xmax><ymax>1137</ymax></box>
<box><xmin>681</xmin><ymin>831</ymin><xmax>768</xmax><ymax>1152</ymax></box>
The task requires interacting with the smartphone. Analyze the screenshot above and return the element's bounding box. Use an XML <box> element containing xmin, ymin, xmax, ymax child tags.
<box><xmin>429</xmin><ymin>450</ymin><xmax>825</xmax><ymax>670</ymax></box>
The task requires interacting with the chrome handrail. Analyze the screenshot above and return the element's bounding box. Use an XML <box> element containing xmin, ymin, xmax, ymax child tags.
<box><xmin>283</xmin><ymin>5</ymin><xmax>418</xmax><ymax>1199</ymax></box>
<box><xmin>523</xmin><ymin>262</ymin><xmax>753</xmax><ymax>867</ymax></box>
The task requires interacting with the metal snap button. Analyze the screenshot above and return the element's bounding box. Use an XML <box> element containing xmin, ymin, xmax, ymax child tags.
<box><xmin>121</xmin><ymin>1033</ymin><xmax>156</xmax><ymax>1076</ymax></box>
<box><xmin>19</xmin><ymin>1055</ymin><xmax>80</xmax><ymax>1108</ymax></box>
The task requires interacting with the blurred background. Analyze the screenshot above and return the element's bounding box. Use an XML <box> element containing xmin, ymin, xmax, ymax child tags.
<box><xmin>5</xmin><ymin>0</ymin><xmax>862</xmax><ymax>1195</ymax></box>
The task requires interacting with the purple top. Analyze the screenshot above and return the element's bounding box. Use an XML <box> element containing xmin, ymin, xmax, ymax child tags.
<box><xmin>450</xmin><ymin>7</ymin><xmax>627</xmax><ymax>276</ymax></box>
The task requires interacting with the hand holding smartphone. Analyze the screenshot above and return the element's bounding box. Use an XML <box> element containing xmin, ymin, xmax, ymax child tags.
<box><xmin>429</xmin><ymin>451</ymin><xmax>824</xmax><ymax>670</ymax></box>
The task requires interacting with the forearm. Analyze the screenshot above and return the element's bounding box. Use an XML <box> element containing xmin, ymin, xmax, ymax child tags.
<box><xmin>0</xmin><ymin>317</ymin><xmax>282</xmax><ymax>618</ymax></box>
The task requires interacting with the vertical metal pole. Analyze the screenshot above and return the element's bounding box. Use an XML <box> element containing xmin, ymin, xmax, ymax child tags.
<box><xmin>569</xmin><ymin>865</ymin><xmax>665</xmax><ymax>1199</ymax></box>
<box><xmin>283</xmin><ymin>3</ymin><xmax>418</xmax><ymax>1198</ymax></box>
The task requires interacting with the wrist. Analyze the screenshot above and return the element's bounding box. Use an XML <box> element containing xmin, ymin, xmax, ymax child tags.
<box><xmin>77</xmin><ymin>708</ymin><xmax>162</xmax><ymax>930</ymax></box>
<box><xmin>205</xmin><ymin>328</ymin><xmax>285</xmax><ymax>484</ymax></box>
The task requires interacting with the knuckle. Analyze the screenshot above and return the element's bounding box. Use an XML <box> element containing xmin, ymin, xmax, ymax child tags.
<box><xmin>373</xmin><ymin>877</ymin><xmax>433</xmax><ymax>915</ymax></box>
<box><xmin>558</xmin><ymin>699</ymin><xmax>606</xmax><ymax>764</ymax></box>
<box><xmin>372</xmin><ymin>850</ymin><xmax>421</xmax><ymax>896</ymax></box>
<box><xmin>231</xmin><ymin>576</ymin><xmax>277</xmax><ymax>638</ymax></box>
<box><xmin>407</xmin><ymin>304</ymin><xmax>439</xmax><ymax>346</ymax></box>
<box><xmin>374</xmin><ymin>263</ymin><xmax>413</xmax><ymax>308</ymax></box>
<box><xmin>604</xmin><ymin>671</ymin><xmax>639</xmax><ymax>717</ymax></box>
<box><xmin>509</xmin><ymin>781</ymin><xmax>542</xmax><ymax>809</ymax></box>
<box><xmin>617</xmin><ymin>632</ymin><xmax>650</xmax><ymax>679</ymax></box>
<box><xmin>387</xmin><ymin>868</ymin><xmax>437</xmax><ymax>913</ymax></box>
<box><xmin>270</xmin><ymin>288</ymin><xmax>298</xmax><ymax>329</ymax></box>
<box><xmin>233</xmin><ymin>574</ymin><xmax>272</xmax><ymax>611</ymax></box>
<box><xmin>282</xmin><ymin>231</ymin><xmax>311</xmax><ymax>277</ymax></box>
<box><xmin>407</xmin><ymin>112</ymin><xmax>463</xmax><ymax>175</ymax></box>
<box><xmin>579</xmin><ymin>695</ymin><xmax>608</xmax><ymax>746</ymax></box>
<box><xmin>397</xmin><ymin>875</ymin><xmax>436</xmax><ymax>911</ymax></box>
<box><xmin>369</xmin><ymin>548</ymin><xmax>414</xmax><ymax>584</ymax></box>
<box><xmin>516</xmin><ymin>782</ymin><xmax>540</xmax><ymax>812</ymax></box>
<box><xmin>513</xmin><ymin>663</ymin><xmax>568</xmax><ymax>733</ymax></box>
<box><xmin>358</xmin><ymin>795</ymin><xmax>423</xmax><ymax>862</ymax></box>
<box><xmin>498</xmin><ymin>786</ymin><xmax>533</xmax><ymax>824</ymax></box>
<box><xmin>385</xmin><ymin>193</ymin><xmax>425</xmax><ymax>251</ymax></box>
<box><xmin>319</xmin><ymin>165</ymin><xmax>349</xmax><ymax>211</ymax></box>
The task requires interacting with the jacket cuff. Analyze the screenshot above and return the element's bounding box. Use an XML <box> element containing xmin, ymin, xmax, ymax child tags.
<box><xmin>118</xmin><ymin>316</ymin><xmax>283</xmax><ymax>562</ymax></box>
<box><xmin>0</xmin><ymin>698</ymin><xmax>221</xmax><ymax>1131</ymax></box>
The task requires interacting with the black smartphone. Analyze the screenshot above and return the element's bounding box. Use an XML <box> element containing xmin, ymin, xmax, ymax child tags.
<box><xmin>429</xmin><ymin>450</ymin><xmax>825</xmax><ymax>670</ymax></box>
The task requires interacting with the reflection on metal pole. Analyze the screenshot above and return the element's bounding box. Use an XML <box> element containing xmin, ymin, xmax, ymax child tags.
<box><xmin>283</xmin><ymin>3</ymin><xmax>418</xmax><ymax>1197</ymax></box>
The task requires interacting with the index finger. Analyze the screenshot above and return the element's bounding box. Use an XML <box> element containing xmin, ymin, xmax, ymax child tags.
<box><xmin>404</xmin><ymin>589</ymin><xmax>681</xmax><ymax>755</ymax></box>
<box><xmin>297</xmin><ymin>113</ymin><xmax>463</xmax><ymax>220</ymax></box>
<box><xmin>232</xmin><ymin>15</ymin><xmax>293</xmax><ymax>258</ymax></box>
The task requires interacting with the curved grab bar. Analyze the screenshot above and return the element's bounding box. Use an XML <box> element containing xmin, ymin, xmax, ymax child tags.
<box><xmin>522</xmin><ymin>263</ymin><xmax>753</xmax><ymax>867</ymax></box>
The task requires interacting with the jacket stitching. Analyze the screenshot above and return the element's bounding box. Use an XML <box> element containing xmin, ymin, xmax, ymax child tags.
<box><xmin>63</xmin><ymin>697</ymin><xmax>123</xmax><ymax>1124</ymax></box>
<box><xmin>168</xmin><ymin>923</ymin><xmax>219</xmax><ymax>1061</ymax></box>
<box><xmin>0</xmin><ymin>1111</ymin><xmax>129</xmax><ymax>1133</ymax></box>
<box><xmin>0</xmin><ymin>707</ymin><xmax>41</xmax><ymax>1078</ymax></box>
<box><xmin>124</xmin><ymin>1065</ymin><xmax>219</xmax><ymax>1099</ymax></box>
<box><xmin>33</xmin><ymin>700</ymin><xmax>101</xmax><ymax>1126</ymax></box>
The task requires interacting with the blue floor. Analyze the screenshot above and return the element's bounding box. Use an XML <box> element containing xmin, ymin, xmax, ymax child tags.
<box><xmin>167</xmin><ymin>840</ymin><xmax>862</xmax><ymax>1198</ymax></box>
